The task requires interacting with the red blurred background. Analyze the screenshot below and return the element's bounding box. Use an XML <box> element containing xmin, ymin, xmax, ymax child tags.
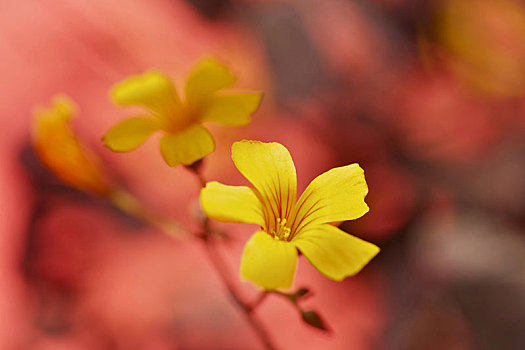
<box><xmin>1</xmin><ymin>0</ymin><xmax>524</xmax><ymax>349</ymax></box>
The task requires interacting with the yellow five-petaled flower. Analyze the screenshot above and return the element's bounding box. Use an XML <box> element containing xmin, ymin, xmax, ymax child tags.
<box><xmin>200</xmin><ymin>140</ymin><xmax>380</xmax><ymax>290</ymax></box>
<box><xmin>103</xmin><ymin>57</ymin><xmax>262</xmax><ymax>167</ymax></box>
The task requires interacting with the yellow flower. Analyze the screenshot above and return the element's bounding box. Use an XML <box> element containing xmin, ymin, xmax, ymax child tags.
<box><xmin>103</xmin><ymin>57</ymin><xmax>262</xmax><ymax>167</ymax></box>
<box><xmin>431</xmin><ymin>0</ymin><xmax>525</xmax><ymax>96</ymax></box>
<box><xmin>33</xmin><ymin>95</ymin><xmax>111</xmax><ymax>195</ymax></box>
<box><xmin>200</xmin><ymin>140</ymin><xmax>380</xmax><ymax>290</ymax></box>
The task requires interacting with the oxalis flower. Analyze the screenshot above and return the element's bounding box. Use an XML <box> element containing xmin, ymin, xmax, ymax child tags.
<box><xmin>200</xmin><ymin>140</ymin><xmax>380</xmax><ymax>290</ymax></box>
<box><xmin>33</xmin><ymin>95</ymin><xmax>111</xmax><ymax>195</ymax></box>
<box><xmin>103</xmin><ymin>57</ymin><xmax>262</xmax><ymax>167</ymax></box>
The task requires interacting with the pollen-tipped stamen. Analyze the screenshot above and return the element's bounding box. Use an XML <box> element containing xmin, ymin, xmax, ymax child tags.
<box><xmin>272</xmin><ymin>217</ymin><xmax>292</xmax><ymax>241</ymax></box>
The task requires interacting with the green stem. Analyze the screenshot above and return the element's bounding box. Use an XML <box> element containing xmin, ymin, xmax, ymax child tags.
<box><xmin>108</xmin><ymin>188</ymin><xmax>188</xmax><ymax>239</ymax></box>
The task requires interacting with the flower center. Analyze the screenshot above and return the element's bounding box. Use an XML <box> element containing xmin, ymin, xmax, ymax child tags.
<box><xmin>272</xmin><ymin>218</ymin><xmax>292</xmax><ymax>241</ymax></box>
<box><xmin>163</xmin><ymin>106</ymin><xmax>199</xmax><ymax>133</ymax></box>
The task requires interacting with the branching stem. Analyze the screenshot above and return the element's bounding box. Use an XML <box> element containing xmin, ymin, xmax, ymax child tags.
<box><xmin>191</xmin><ymin>167</ymin><xmax>277</xmax><ymax>350</ymax></box>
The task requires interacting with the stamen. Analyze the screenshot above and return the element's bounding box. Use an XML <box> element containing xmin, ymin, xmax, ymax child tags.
<box><xmin>272</xmin><ymin>218</ymin><xmax>292</xmax><ymax>241</ymax></box>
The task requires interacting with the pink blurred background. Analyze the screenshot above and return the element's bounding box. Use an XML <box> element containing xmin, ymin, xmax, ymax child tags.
<box><xmin>1</xmin><ymin>0</ymin><xmax>524</xmax><ymax>349</ymax></box>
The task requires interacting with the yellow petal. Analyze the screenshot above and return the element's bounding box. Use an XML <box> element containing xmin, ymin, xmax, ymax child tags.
<box><xmin>201</xmin><ymin>92</ymin><xmax>262</xmax><ymax>126</ymax></box>
<box><xmin>111</xmin><ymin>71</ymin><xmax>182</xmax><ymax>119</ymax></box>
<box><xmin>185</xmin><ymin>57</ymin><xmax>236</xmax><ymax>107</ymax></box>
<box><xmin>231</xmin><ymin>141</ymin><xmax>297</xmax><ymax>233</ymax></box>
<box><xmin>103</xmin><ymin>117</ymin><xmax>160</xmax><ymax>152</ymax></box>
<box><xmin>293</xmin><ymin>224</ymin><xmax>379</xmax><ymax>281</ymax></box>
<box><xmin>240</xmin><ymin>231</ymin><xmax>298</xmax><ymax>290</ymax></box>
<box><xmin>200</xmin><ymin>182</ymin><xmax>265</xmax><ymax>226</ymax></box>
<box><xmin>292</xmin><ymin>164</ymin><xmax>369</xmax><ymax>234</ymax></box>
<box><xmin>159</xmin><ymin>124</ymin><xmax>215</xmax><ymax>166</ymax></box>
<box><xmin>33</xmin><ymin>95</ymin><xmax>77</xmax><ymax>126</ymax></box>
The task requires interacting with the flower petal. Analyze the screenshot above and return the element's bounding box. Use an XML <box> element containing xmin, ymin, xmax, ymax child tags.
<box><xmin>103</xmin><ymin>117</ymin><xmax>160</xmax><ymax>152</ymax></box>
<box><xmin>293</xmin><ymin>224</ymin><xmax>379</xmax><ymax>281</ymax></box>
<box><xmin>231</xmin><ymin>141</ymin><xmax>297</xmax><ymax>232</ymax></box>
<box><xmin>292</xmin><ymin>164</ymin><xmax>369</xmax><ymax>234</ymax></box>
<box><xmin>240</xmin><ymin>231</ymin><xmax>298</xmax><ymax>290</ymax></box>
<box><xmin>200</xmin><ymin>182</ymin><xmax>264</xmax><ymax>226</ymax></box>
<box><xmin>185</xmin><ymin>57</ymin><xmax>236</xmax><ymax>107</ymax></box>
<box><xmin>111</xmin><ymin>71</ymin><xmax>182</xmax><ymax>118</ymax></box>
<box><xmin>159</xmin><ymin>124</ymin><xmax>215</xmax><ymax>166</ymax></box>
<box><xmin>200</xmin><ymin>92</ymin><xmax>262</xmax><ymax>126</ymax></box>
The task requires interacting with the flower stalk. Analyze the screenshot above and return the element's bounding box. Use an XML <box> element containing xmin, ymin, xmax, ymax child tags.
<box><xmin>189</xmin><ymin>164</ymin><xmax>277</xmax><ymax>350</ymax></box>
<box><xmin>107</xmin><ymin>188</ymin><xmax>188</xmax><ymax>239</ymax></box>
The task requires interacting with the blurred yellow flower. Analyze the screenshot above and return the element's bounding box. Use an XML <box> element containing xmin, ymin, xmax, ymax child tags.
<box><xmin>103</xmin><ymin>57</ymin><xmax>262</xmax><ymax>167</ymax></box>
<box><xmin>200</xmin><ymin>140</ymin><xmax>379</xmax><ymax>290</ymax></box>
<box><xmin>431</xmin><ymin>0</ymin><xmax>525</xmax><ymax>96</ymax></box>
<box><xmin>33</xmin><ymin>95</ymin><xmax>111</xmax><ymax>195</ymax></box>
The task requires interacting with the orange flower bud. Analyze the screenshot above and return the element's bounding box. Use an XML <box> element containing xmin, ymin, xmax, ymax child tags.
<box><xmin>32</xmin><ymin>95</ymin><xmax>111</xmax><ymax>195</ymax></box>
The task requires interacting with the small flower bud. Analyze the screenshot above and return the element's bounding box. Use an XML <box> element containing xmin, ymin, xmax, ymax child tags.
<box><xmin>300</xmin><ymin>310</ymin><xmax>331</xmax><ymax>332</ymax></box>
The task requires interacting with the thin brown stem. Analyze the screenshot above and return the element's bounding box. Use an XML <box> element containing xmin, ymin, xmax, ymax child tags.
<box><xmin>104</xmin><ymin>169</ymin><xmax>276</xmax><ymax>348</ymax></box>
<box><xmin>249</xmin><ymin>291</ymin><xmax>270</xmax><ymax>312</ymax></box>
<box><xmin>190</xmin><ymin>165</ymin><xmax>277</xmax><ymax>350</ymax></box>
<box><xmin>202</xmin><ymin>237</ymin><xmax>276</xmax><ymax>350</ymax></box>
